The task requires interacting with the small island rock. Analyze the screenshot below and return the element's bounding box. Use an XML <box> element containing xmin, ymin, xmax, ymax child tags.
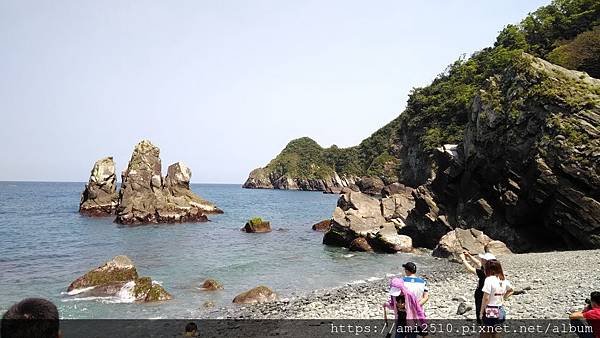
<box><xmin>242</xmin><ymin>218</ymin><xmax>271</xmax><ymax>233</ymax></box>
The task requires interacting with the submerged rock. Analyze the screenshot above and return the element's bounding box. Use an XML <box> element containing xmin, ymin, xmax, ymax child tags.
<box><xmin>349</xmin><ymin>237</ymin><xmax>373</xmax><ymax>252</ymax></box>
<box><xmin>79</xmin><ymin>157</ymin><xmax>119</xmax><ymax>216</ymax></box>
<box><xmin>242</xmin><ymin>218</ymin><xmax>271</xmax><ymax>233</ymax></box>
<box><xmin>67</xmin><ymin>255</ymin><xmax>138</xmax><ymax>292</ymax></box>
<box><xmin>66</xmin><ymin>255</ymin><xmax>171</xmax><ymax>303</ymax></box>
<box><xmin>233</xmin><ymin>286</ymin><xmax>278</xmax><ymax>304</ymax></box>
<box><xmin>201</xmin><ymin>278</ymin><xmax>223</xmax><ymax>291</ymax></box>
<box><xmin>115</xmin><ymin>140</ymin><xmax>222</xmax><ymax>225</ymax></box>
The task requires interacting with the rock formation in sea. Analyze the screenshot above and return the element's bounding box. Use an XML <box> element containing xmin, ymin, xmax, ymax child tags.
<box><xmin>322</xmin><ymin>188</ymin><xmax>414</xmax><ymax>253</ymax></box>
<box><xmin>115</xmin><ymin>140</ymin><xmax>223</xmax><ymax>225</ymax></box>
<box><xmin>66</xmin><ymin>255</ymin><xmax>171</xmax><ymax>303</ymax></box>
<box><xmin>201</xmin><ymin>278</ymin><xmax>223</xmax><ymax>291</ymax></box>
<box><xmin>79</xmin><ymin>157</ymin><xmax>119</xmax><ymax>216</ymax></box>
<box><xmin>79</xmin><ymin>140</ymin><xmax>222</xmax><ymax>225</ymax></box>
<box><xmin>241</xmin><ymin>217</ymin><xmax>272</xmax><ymax>233</ymax></box>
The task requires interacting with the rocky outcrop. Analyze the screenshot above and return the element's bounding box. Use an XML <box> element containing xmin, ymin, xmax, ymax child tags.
<box><xmin>432</xmin><ymin>228</ymin><xmax>511</xmax><ymax>259</ymax></box>
<box><xmin>356</xmin><ymin>176</ymin><xmax>385</xmax><ymax>196</ymax></box>
<box><xmin>404</xmin><ymin>55</ymin><xmax>600</xmax><ymax>252</ymax></box>
<box><xmin>232</xmin><ymin>286</ymin><xmax>278</xmax><ymax>304</ymax></box>
<box><xmin>243</xmin><ymin>167</ymin><xmax>358</xmax><ymax>192</ymax></box>
<box><xmin>322</xmin><ymin>189</ymin><xmax>414</xmax><ymax>253</ymax></box>
<box><xmin>66</xmin><ymin>255</ymin><xmax>171</xmax><ymax>303</ymax></box>
<box><xmin>242</xmin><ymin>218</ymin><xmax>271</xmax><ymax>233</ymax></box>
<box><xmin>312</xmin><ymin>219</ymin><xmax>332</xmax><ymax>232</ymax></box>
<box><xmin>201</xmin><ymin>279</ymin><xmax>223</xmax><ymax>291</ymax></box>
<box><xmin>79</xmin><ymin>157</ymin><xmax>119</xmax><ymax>216</ymax></box>
<box><xmin>115</xmin><ymin>140</ymin><xmax>222</xmax><ymax>225</ymax></box>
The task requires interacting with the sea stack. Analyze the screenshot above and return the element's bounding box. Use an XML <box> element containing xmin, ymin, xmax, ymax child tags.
<box><xmin>79</xmin><ymin>157</ymin><xmax>119</xmax><ymax>216</ymax></box>
<box><xmin>115</xmin><ymin>140</ymin><xmax>223</xmax><ymax>225</ymax></box>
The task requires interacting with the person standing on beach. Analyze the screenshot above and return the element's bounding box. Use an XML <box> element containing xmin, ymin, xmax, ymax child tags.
<box><xmin>384</xmin><ymin>277</ymin><xmax>427</xmax><ymax>338</ymax></box>
<box><xmin>459</xmin><ymin>251</ymin><xmax>496</xmax><ymax>324</ymax></box>
<box><xmin>480</xmin><ymin>260</ymin><xmax>513</xmax><ymax>338</ymax></box>
<box><xmin>402</xmin><ymin>262</ymin><xmax>429</xmax><ymax>307</ymax></box>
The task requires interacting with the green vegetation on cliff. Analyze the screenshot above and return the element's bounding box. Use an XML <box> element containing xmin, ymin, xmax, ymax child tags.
<box><xmin>246</xmin><ymin>0</ymin><xmax>599</xmax><ymax>188</ymax></box>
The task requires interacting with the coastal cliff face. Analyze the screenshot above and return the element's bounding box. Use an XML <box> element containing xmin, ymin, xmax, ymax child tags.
<box><xmin>242</xmin><ymin>137</ymin><xmax>360</xmax><ymax>192</ymax></box>
<box><xmin>403</xmin><ymin>55</ymin><xmax>600</xmax><ymax>251</ymax></box>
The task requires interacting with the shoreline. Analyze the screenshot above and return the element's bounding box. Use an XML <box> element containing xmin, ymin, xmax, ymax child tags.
<box><xmin>208</xmin><ymin>249</ymin><xmax>600</xmax><ymax>320</ymax></box>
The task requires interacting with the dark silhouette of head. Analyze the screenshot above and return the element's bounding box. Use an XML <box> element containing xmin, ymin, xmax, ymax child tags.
<box><xmin>484</xmin><ymin>259</ymin><xmax>505</xmax><ymax>280</ymax></box>
<box><xmin>1</xmin><ymin>298</ymin><xmax>60</xmax><ymax>338</ymax></box>
<box><xmin>591</xmin><ymin>291</ymin><xmax>600</xmax><ymax>308</ymax></box>
<box><xmin>185</xmin><ymin>322</ymin><xmax>198</xmax><ymax>335</ymax></box>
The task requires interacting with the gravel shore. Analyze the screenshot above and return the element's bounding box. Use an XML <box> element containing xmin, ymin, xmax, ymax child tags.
<box><xmin>211</xmin><ymin>249</ymin><xmax>600</xmax><ymax>320</ymax></box>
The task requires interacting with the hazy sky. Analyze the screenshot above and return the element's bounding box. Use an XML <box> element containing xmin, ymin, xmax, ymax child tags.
<box><xmin>0</xmin><ymin>0</ymin><xmax>549</xmax><ymax>183</ymax></box>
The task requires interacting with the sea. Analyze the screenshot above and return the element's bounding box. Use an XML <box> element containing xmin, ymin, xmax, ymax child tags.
<box><xmin>0</xmin><ymin>182</ymin><xmax>435</xmax><ymax>319</ymax></box>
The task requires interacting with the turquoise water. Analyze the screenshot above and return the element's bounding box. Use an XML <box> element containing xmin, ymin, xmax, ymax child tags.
<box><xmin>0</xmin><ymin>182</ymin><xmax>432</xmax><ymax>319</ymax></box>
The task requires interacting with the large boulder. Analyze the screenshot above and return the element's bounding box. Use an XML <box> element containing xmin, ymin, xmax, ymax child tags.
<box><xmin>432</xmin><ymin>228</ymin><xmax>512</xmax><ymax>259</ymax></box>
<box><xmin>79</xmin><ymin>157</ymin><xmax>119</xmax><ymax>216</ymax></box>
<box><xmin>66</xmin><ymin>255</ymin><xmax>171</xmax><ymax>303</ymax></box>
<box><xmin>312</xmin><ymin>219</ymin><xmax>332</xmax><ymax>232</ymax></box>
<box><xmin>381</xmin><ymin>185</ymin><xmax>415</xmax><ymax>224</ymax></box>
<box><xmin>232</xmin><ymin>286</ymin><xmax>278</xmax><ymax>304</ymax></box>
<box><xmin>356</xmin><ymin>176</ymin><xmax>385</xmax><ymax>196</ymax></box>
<box><xmin>349</xmin><ymin>237</ymin><xmax>374</xmax><ymax>252</ymax></box>
<box><xmin>67</xmin><ymin>255</ymin><xmax>138</xmax><ymax>291</ymax></box>
<box><xmin>242</xmin><ymin>218</ymin><xmax>271</xmax><ymax>233</ymax></box>
<box><xmin>115</xmin><ymin>140</ymin><xmax>222</xmax><ymax>225</ymax></box>
<box><xmin>323</xmin><ymin>190</ymin><xmax>415</xmax><ymax>253</ymax></box>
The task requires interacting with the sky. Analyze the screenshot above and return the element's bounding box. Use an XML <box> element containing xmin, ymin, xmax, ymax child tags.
<box><xmin>0</xmin><ymin>0</ymin><xmax>550</xmax><ymax>183</ymax></box>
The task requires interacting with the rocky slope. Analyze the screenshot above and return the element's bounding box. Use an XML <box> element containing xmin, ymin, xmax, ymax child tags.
<box><xmin>79</xmin><ymin>140</ymin><xmax>223</xmax><ymax>225</ymax></box>
<box><xmin>403</xmin><ymin>54</ymin><xmax>600</xmax><ymax>252</ymax></box>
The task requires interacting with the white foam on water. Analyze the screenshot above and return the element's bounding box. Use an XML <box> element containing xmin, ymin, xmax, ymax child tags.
<box><xmin>107</xmin><ymin>281</ymin><xmax>136</xmax><ymax>303</ymax></box>
<box><xmin>366</xmin><ymin>277</ymin><xmax>383</xmax><ymax>282</ymax></box>
<box><xmin>342</xmin><ymin>254</ymin><xmax>355</xmax><ymax>258</ymax></box>
<box><xmin>385</xmin><ymin>273</ymin><xmax>397</xmax><ymax>277</ymax></box>
<box><xmin>61</xmin><ymin>296</ymin><xmax>113</xmax><ymax>302</ymax></box>
<box><xmin>64</xmin><ymin>287</ymin><xmax>95</xmax><ymax>296</ymax></box>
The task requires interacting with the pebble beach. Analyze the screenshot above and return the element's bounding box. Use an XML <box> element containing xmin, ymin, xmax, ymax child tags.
<box><xmin>212</xmin><ymin>249</ymin><xmax>600</xmax><ymax>320</ymax></box>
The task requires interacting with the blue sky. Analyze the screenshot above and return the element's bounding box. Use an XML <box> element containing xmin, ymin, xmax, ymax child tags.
<box><xmin>0</xmin><ymin>0</ymin><xmax>549</xmax><ymax>183</ymax></box>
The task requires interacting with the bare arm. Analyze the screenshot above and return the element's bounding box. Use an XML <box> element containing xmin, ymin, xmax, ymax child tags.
<box><xmin>569</xmin><ymin>311</ymin><xmax>585</xmax><ymax>320</ymax></box>
<box><xmin>480</xmin><ymin>293</ymin><xmax>490</xmax><ymax>318</ymax></box>
<box><xmin>420</xmin><ymin>291</ymin><xmax>429</xmax><ymax>306</ymax></box>
<box><xmin>466</xmin><ymin>252</ymin><xmax>482</xmax><ymax>269</ymax></box>
<box><xmin>504</xmin><ymin>287</ymin><xmax>514</xmax><ymax>300</ymax></box>
<box><xmin>459</xmin><ymin>253</ymin><xmax>477</xmax><ymax>274</ymax></box>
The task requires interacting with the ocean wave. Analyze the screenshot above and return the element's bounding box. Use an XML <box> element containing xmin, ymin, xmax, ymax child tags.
<box><xmin>342</xmin><ymin>254</ymin><xmax>355</xmax><ymax>258</ymax></box>
<box><xmin>347</xmin><ymin>279</ymin><xmax>366</xmax><ymax>285</ymax></box>
<box><xmin>366</xmin><ymin>277</ymin><xmax>383</xmax><ymax>282</ymax></box>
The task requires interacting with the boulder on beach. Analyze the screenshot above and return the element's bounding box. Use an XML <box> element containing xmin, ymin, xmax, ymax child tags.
<box><xmin>201</xmin><ymin>278</ymin><xmax>223</xmax><ymax>291</ymax></box>
<box><xmin>115</xmin><ymin>140</ymin><xmax>222</xmax><ymax>225</ymax></box>
<box><xmin>432</xmin><ymin>228</ymin><xmax>512</xmax><ymax>259</ymax></box>
<box><xmin>233</xmin><ymin>286</ymin><xmax>278</xmax><ymax>304</ymax></box>
<box><xmin>79</xmin><ymin>157</ymin><xmax>119</xmax><ymax>216</ymax></box>
<box><xmin>311</xmin><ymin>219</ymin><xmax>332</xmax><ymax>232</ymax></box>
<box><xmin>66</xmin><ymin>255</ymin><xmax>172</xmax><ymax>303</ymax></box>
<box><xmin>242</xmin><ymin>217</ymin><xmax>271</xmax><ymax>233</ymax></box>
<box><xmin>322</xmin><ymin>189</ymin><xmax>415</xmax><ymax>253</ymax></box>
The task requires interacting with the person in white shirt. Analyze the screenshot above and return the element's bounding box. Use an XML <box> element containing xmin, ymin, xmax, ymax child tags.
<box><xmin>480</xmin><ymin>260</ymin><xmax>513</xmax><ymax>337</ymax></box>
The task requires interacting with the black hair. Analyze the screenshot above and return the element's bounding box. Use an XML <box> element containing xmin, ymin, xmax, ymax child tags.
<box><xmin>185</xmin><ymin>322</ymin><xmax>198</xmax><ymax>333</ymax></box>
<box><xmin>394</xmin><ymin>294</ymin><xmax>405</xmax><ymax>303</ymax></box>
<box><xmin>1</xmin><ymin>298</ymin><xmax>60</xmax><ymax>338</ymax></box>
<box><xmin>591</xmin><ymin>291</ymin><xmax>600</xmax><ymax>305</ymax></box>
